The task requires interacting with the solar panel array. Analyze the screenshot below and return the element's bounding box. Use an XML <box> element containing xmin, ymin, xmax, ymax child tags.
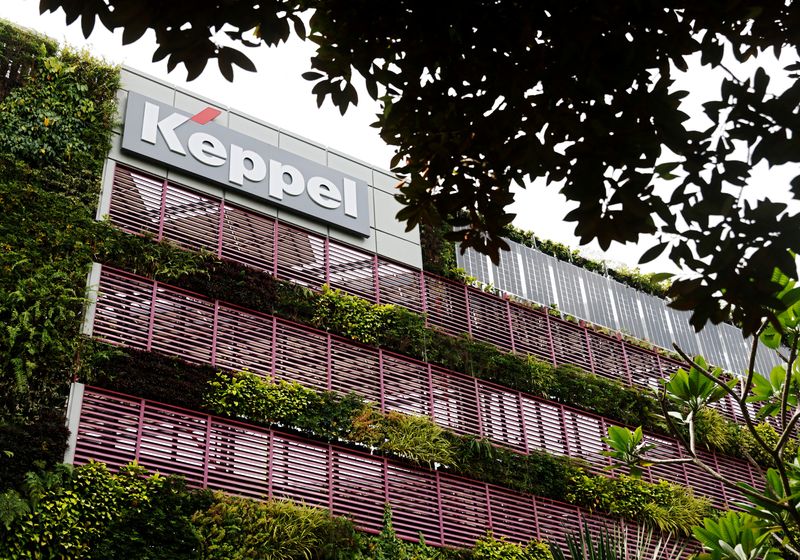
<box><xmin>457</xmin><ymin>240</ymin><xmax>779</xmax><ymax>376</ymax></box>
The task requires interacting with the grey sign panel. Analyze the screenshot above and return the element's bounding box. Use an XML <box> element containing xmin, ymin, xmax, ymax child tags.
<box><xmin>720</xmin><ymin>324</ymin><xmax>748</xmax><ymax>375</ymax></box>
<box><xmin>122</xmin><ymin>92</ymin><xmax>371</xmax><ymax>237</ymax></box>
<box><xmin>508</xmin><ymin>245</ymin><xmax>530</xmax><ymax>298</ymax></box>
<box><xmin>491</xmin><ymin>245</ymin><xmax>518</xmax><ymax>296</ymax></box>
<box><xmin>494</xmin><ymin>246</ymin><xmax>521</xmax><ymax>296</ymax></box>
<box><xmin>458</xmin><ymin>245</ymin><xmax>491</xmax><ymax>287</ymax></box>
<box><xmin>752</xmin><ymin>335</ymin><xmax>780</xmax><ymax>376</ymax></box>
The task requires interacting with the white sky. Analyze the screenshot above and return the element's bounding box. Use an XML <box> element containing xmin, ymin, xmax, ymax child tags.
<box><xmin>1</xmin><ymin>1</ymin><xmax>797</xmax><ymax>275</ymax></box>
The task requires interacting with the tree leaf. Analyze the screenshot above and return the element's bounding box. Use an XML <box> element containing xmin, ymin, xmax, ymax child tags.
<box><xmin>639</xmin><ymin>242</ymin><xmax>668</xmax><ymax>264</ymax></box>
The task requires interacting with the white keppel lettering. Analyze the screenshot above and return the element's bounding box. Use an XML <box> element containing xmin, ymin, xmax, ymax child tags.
<box><xmin>343</xmin><ymin>178</ymin><xmax>359</xmax><ymax>218</ymax></box>
<box><xmin>307</xmin><ymin>177</ymin><xmax>342</xmax><ymax>209</ymax></box>
<box><xmin>126</xmin><ymin>95</ymin><xmax>371</xmax><ymax>236</ymax></box>
<box><xmin>188</xmin><ymin>132</ymin><xmax>226</xmax><ymax>166</ymax></box>
<box><xmin>269</xmin><ymin>160</ymin><xmax>305</xmax><ymax>199</ymax></box>
<box><xmin>141</xmin><ymin>101</ymin><xmax>189</xmax><ymax>155</ymax></box>
<box><xmin>229</xmin><ymin>144</ymin><xmax>267</xmax><ymax>185</ymax></box>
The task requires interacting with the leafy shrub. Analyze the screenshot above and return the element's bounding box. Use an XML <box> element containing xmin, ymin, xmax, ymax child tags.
<box><xmin>295</xmin><ymin>390</ymin><xmax>365</xmax><ymax>442</ymax></box>
<box><xmin>0</xmin><ymin>20</ymin><xmax>58</xmax><ymax>100</ymax></box>
<box><xmin>694</xmin><ymin>408</ymin><xmax>737</xmax><ymax>453</ymax></box>
<box><xmin>471</xmin><ymin>533</ymin><xmax>553</xmax><ymax>560</ymax></box>
<box><xmin>693</xmin><ymin>511</ymin><xmax>779</xmax><ymax>560</ymax></box>
<box><xmin>273</xmin><ymin>280</ymin><xmax>320</xmax><ymax>323</ymax></box>
<box><xmin>364</xmin><ymin>504</ymin><xmax>466</xmax><ymax>560</ymax></box>
<box><xmin>192</xmin><ymin>493</ymin><xmax>361</xmax><ymax>560</ymax></box>
<box><xmin>350</xmin><ymin>407</ymin><xmax>455</xmax><ymax>467</ymax></box>
<box><xmin>313</xmin><ymin>285</ymin><xmax>420</xmax><ymax>347</ymax></box>
<box><xmin>204</xmin><ymin>370</ymin><xmax>363</xmax><ymax>442</ymax></box>
<box><xmin>167</xmin><ymin>256</ymin><xmax>279</xmax><ymax>312</ymax></box>
<box><xmin>548</xmin><ymin>522</ymin><xmax>687</xmax><ymax>560</ymax></box>
<box><xmin>738</xmin><ymin>421</ymin><xmax>799</xmax><ymax>467</ymax></box>
<box><xmin>95</xmin><ymin>227</ymin><xmax>206</xmax><ymax>281</ymax></box>
<box><xmin>0</xmin><ymin>32</ymin><xmax>118</xmax><ymax>426</ymax></box>
<box><xmin>87</xmin><ymin>465</ymin><xmax>213</xmax><ymax>560</ymax></box>
<box><xmin>473</xmin><ymin>350</ymin><xmax>557</xmax><ymax>396</ymax></box>
<box><xmin>205</xmin><ymin>371</ymin><xmax>314</xmax><ymax>426</ymax></box>
<box><xmin>374</xmin><ymin>303</ymin><xmax>429</xmax><ymax>356</ymax></box>
<box><xmin>313</xmin><ymin>285</ymin><xmax>382</xmax><ymax>345</ymax></box>
<box><xmin>450</xmin><ymin>436</ymin><xmax>583</xmax><ymax>499</ymax></box>
<box><xmin>380</xmin><ymin>411</ymin><xmax>454</xmax><ymax>466</ymax></box>
<box><xmin>0</xmin><ymin>259</ymin><xmax>87</xmax><ymax>419</ymax></box>
<box><xmin>0</xmin><ymin>462</ymin><xmax>207</xmax><ymax>559</ymax></box>
<box><xmin>0</xmin><ymin>46</ymin><xmax>118</xmax><ymax>179</ymax></box>
<box><xmin>566</xmin><ymin>474</ymin><xmax>711</xmax><ymax>535</ymax></box>
<box><xmin>425</xmin><ymin>331</ymin><xmax>473</xmax><ymax>372</ymax></box>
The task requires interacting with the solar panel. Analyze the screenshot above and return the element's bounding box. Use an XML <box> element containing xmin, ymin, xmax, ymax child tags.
<box><xmin>456</xmin><ymin>239</ymin><xmax>770</xmax><ymax>375</ymax></box>
<box><xmin>639</xmin><ymin>293</ymin><xmax>672</xmax><ymax>350</ymax></box>
<box><xmin>552</xmin><ymin>259</ymin><xmax>588</xmax><ymax>319</ymax></box>
<box><xmin>580</xmin><ymin>268</ymin><xmax>616</xmax><ymax>328</ymax></box>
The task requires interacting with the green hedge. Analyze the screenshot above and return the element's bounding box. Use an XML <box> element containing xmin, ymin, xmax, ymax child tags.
<box><xmin>191</xmin><ymin>492</ymin><xmax>361</xmax><ymax>560</ymax></box>
<box><xmin>0</xmin><ymin>20</ymin><xmax>200</xmax><ymax>488</ymax></box>
<box><xmin>567</xmin><ymin>474</ymin><xmax>710</xmax><ymax>535</ymax></box>
<box><xmin>0</xmin><ymin>462</ymin><xmax>212</xmax><ymax>559</ymax></box>
<box><xmin>86</xmin><ymin>345</ymin><xmax>218</xmax><ymax>410</ymax></box>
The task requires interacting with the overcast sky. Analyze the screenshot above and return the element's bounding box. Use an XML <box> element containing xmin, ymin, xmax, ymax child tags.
<box><xmin>1</xmin><ymin>2</ymin><xmax>797</xmax><ymax>275</ymax></box>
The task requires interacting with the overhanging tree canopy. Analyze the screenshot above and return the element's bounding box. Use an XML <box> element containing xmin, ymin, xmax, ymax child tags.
<box><xmin>40</xmin><ymin>0</ymin><xmax>800</xmax><ymax>334</ymax></box>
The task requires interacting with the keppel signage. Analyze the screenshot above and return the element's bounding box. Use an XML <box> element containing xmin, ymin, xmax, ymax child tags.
<box><xmin>121</xmin><ymin>92</ymin><xmax>371</xmax><ymax>237</ymax></box>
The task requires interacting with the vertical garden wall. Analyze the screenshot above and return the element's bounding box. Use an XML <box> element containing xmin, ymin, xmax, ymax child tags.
<box><xmin>0</xmin><ymin>23</ymin><xmax>558</xmax><ymax>559</ymax></box>
<box><xmin>0</xmin><ymin>19</ymin><xmax>118</xmax><ymax>481</ymax></box>
<box><xmin>0</xmin><ymin>19</ymin><xmax>741</xmax><ymax>560</ymax></box>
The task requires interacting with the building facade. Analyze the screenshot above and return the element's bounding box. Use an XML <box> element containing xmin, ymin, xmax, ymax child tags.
<box><xmin>62</xmin><ymin>68</ymin><xmax>754</xmax><ymax>554</ymax></box>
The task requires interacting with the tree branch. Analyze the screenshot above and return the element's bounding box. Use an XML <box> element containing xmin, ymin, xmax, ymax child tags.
<box><xmin>779</xmin><ymin>342</ymin><xmax>797</xmax><ymax>433</ymax></box>
<box><xmin>741</xmin><ymin>323</ymin><xmax>768</xmax><ymax>402</ymax></box>
<box><xmin>776</xmin><ymin>407</ymin><xmax>800</xmax><ymax>455</ymax></box>
<box><xmin>644</xmin><ymin>449</ymin><xmax>784</xmax><ymax>511</ymax></box>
